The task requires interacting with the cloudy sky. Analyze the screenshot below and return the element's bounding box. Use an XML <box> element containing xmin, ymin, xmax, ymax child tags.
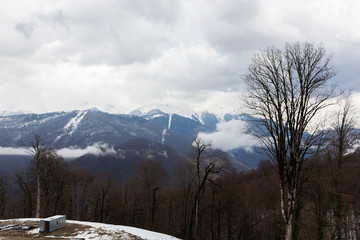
<box><xmin>1</xmin><ymin>0</ymin><xmax>360</xmax><ymax>115</ymax></box>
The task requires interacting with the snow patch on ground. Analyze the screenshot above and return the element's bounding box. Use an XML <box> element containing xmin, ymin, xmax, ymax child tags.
<box><xmin>66</xmin><ymin>220</ymin><xmax>178</xmax><ymax>240</ymax></box>
<box><xmin>0</xmin><ymin>218</ymin><xmax>179</xmax><ymax>240</ymax></box>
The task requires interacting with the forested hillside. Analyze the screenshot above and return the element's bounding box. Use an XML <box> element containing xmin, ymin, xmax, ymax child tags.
<box><xmin>0</xmin><ymin>139</ymin><xmax>359</xmax><ymax>239</ymax></box>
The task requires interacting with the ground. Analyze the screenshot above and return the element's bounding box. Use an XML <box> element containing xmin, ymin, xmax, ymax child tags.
<box><xmin>0</xmin><ymin>219</ymin><xmax>178</xmax><ymax>240</ymax></box>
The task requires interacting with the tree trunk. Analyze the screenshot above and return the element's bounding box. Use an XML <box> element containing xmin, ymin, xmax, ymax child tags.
<box><xmin>151</xmin><ymin>187</ymin><xmax>158</xmax><ymax>230</ymax></box>
<box><xmin>210</xmin><ymin>192</ymin><xmax>215</xmax><ymax>240</ymax></box>
<box><xmin>217</xmin><ymin>200</ymin><xmax>221</xmax><ymax>240</ymax></box>
<box><xmin>36</xmin><ymin>173</ymin><xmax>41</xmax><ymax>218</ymax></box>
<box><xmin>188</xmin><ymin>190</ymin><xmax>200</xmax><ymax>240</ymax></box>
<box><xmin>285</xmin><ymin>220</ymin><xmax>292</xmax><ymax>240</ymax></box>
<box><xmin>280</xmin><ymin>180</ymin><xmax>296</xmax><ymax>240</ymax></box>
<box><xmin>167</xmin><ymin>192</ymin><xmax>173</xmax><ymax>233</ymax></box>
<box><xmin>190</xmin><ymin>192</ymin><xmax>200</xmax><ymax>240</ymax></box>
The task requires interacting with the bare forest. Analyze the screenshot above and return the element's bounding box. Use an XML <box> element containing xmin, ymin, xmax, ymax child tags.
<box><xmin>0</xmin><ymin>138</ymin><xmax>359</xmax><ymax>239</ymax></box>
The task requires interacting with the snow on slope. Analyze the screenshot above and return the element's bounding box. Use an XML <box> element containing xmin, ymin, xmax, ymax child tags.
<box><xmin>55</xmin><ymin>111</ymin><xmax>87</xmax><ymax>142</ymax></box>
<box><xmin>161</xmin><ymin>114</ymin><xmax>173</xmax><ymax>144</ymax></box>
<box><xmin>0</xmin><ymin>112</ymin><xmax>67</xmax><ymax>129</ymax></box>
<box><xmin>64</xmin><ymin>111</ymin><xmax>87</xmax><ymax>135</ymax></box>
<box><xmin>0</xmin><ymin>218</ymin><xmax>178</xmax><ymax>240</ymax></box>
<box><xmin>168</xmin><ymin>114</ymin><xmax>172</xmax><ymax>129</ymax></box>
<box><xmin>161</xmin><ymin>129</ymin><xmax>167</xmax><ymax>144</ymax></box>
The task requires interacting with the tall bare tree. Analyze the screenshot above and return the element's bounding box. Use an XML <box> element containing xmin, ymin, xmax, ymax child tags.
<box><xmin>174</xmin><ymin>160</ymin><xmax>196</xmax><ymax>237</ymax></box>
<box><xmin>15</xmin><ymin>169</ymin><xmax>34</xmax><ymax>217</ymax></box>
<box><xmin>27</xmin><ymin>134</ymin><xmax>44</xmax><ymax>218</ymax></box>
<box><xmin>0</xmin><ymin>172</ymin><xmax>8</xmax><ymax>218</ymax></box>
<box><xmin>188</xmin><ymin>138</ymin><xmax>229</xmax><ymax>240</ymax></box>
<box><xmin>328</xmin><ymin>95</ymin><xmax>358</xmax><ymax>239</ymax></box>
<box><xmin>34</xmin><ymin>149</ymin><xmax>67</xmax><ymax>216</ymax></box>
<box><xmin>27</xmin><ymin>134</ymin><xmax>65</xmax><ymax>218</ymax></box>
<box><xmin>135</xmin><ymin>159</ymin><xmax>167</xmax><ymax>230</ymax></box>
<box><xmin>243</xmin><ymin>42</ymin><xmax>336</xmax><ymax>240</ymax></box>
<box><xmin>92</xmin><ymin>173</ymin><xmax>114</xmax><ymax>223</ymax></box>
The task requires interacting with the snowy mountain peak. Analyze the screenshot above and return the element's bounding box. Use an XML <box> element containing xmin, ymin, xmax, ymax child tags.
<box><xmin>129</xmin><ymin>103</ymin><xmax>198</xmax><ymax>120</ymax></box>
<box><xmin>0</xmin><ymin>110</ymin><xmax>29</xmax><ymax>116</ymax></box>
<box><xmin>130</xmin><ymin>103</ymin><xmax>241</xmax><ymax>124</ymax></box>
<box><xmin>130</xmin><ymin>108</ymin><xmax>166</xmax><ymax>120</ymax></box>
<box><xmin>87</xmin><ymin>107</ymin><xmax>100</xmax><ymax>112</ymax></box>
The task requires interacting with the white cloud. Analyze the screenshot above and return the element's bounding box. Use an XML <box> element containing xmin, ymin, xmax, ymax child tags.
<box><xmin>0</xmin><ymin>147</ymin><xmax>28</xmax><ymax>155</ymax></box>
<box><xmin>198</xmin><ymin>119</ymin><xmax>260</xmax><ymax>152</ymax></box>
<box><xmin>57</xmin><ymin>143</ymin><xmax>116</xmax><ymax>158</ymax></box>
<box><xmin>0</xmin><ymin>0</ymin><xmax>359</xmax><ymax>114</ymax></box>
<box><xmin>0</xmin><ymin>144</ymin><xmax>115</xmax><ymax>159</ymax></box>
<box><xmin>124</xmin><ymin>44</ymin><xmax>233</xmax><ymax>93</ymax></box>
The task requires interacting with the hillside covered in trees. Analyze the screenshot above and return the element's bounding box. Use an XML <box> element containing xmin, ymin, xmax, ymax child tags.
<box><xmin>0</xmin><ymin>144</ymin><xmax>360</xmax><ymax>239</ymax></box>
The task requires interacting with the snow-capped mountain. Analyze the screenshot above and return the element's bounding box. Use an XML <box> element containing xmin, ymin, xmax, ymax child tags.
<box><xmin>0</xmin><ymin>107</ymin><xmax>263</xmax><ymax>171</ymax></box>
<box><xmin>130</xmin><ymin>103</ymin><xmax>239</xmax><ymax>124</ymax></box>
<box><xmin>130</xmin><ymin>103</ymin><xmax>241</xmax><ymax>131</ymax></box>
<box><xmin>0</xmin><ymin>110</ymin><xmax>29</xmax><ymax>116</ymax></box>
<box><xmin>0</xmin><ymin>109</ymin><xmax>190</xmax><ymax>151</ymax></box>
<box><xmin>129</xmin><ymin>103</ymin><xmax>199</xmax><ymax>120</ymax></box>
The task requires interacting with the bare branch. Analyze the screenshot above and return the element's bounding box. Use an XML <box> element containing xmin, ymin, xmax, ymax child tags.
<box><xmin>242</xmin><ymin>42</ymin><xmax>337</xmax><ymax>240</ymax></box>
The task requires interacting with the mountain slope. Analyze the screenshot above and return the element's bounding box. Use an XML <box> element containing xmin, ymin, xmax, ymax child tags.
<box><xmin>0</xmin><ymin>110</ymin><xmax>194</xmax><ymax>152</ymax></box>
<box><xmin>0</xmin><ymin>108</ymin><xmax>263</xmax><ymax>171</ymax></box>
<box><xmin>70</xmin><ymin>137</ymin><xmax>187</xmax><ymax>181</ymax></box>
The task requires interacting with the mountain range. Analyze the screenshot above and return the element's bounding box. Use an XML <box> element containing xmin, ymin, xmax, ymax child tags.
<box><xmin>0</xmin><ymin>106</ymin><xmax>264</xmax><ymax>177</ymax></box>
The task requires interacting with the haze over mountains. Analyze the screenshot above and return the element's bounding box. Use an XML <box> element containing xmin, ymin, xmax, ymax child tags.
<box><xmin>0</xmin><ymin>105</ymin><xmax>263</xmax><ymax>177</ymax></box>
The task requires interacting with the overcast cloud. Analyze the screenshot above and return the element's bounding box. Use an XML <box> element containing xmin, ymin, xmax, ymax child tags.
<box><xmin>0</xmin><ymin>0</ymin><xmax>359</xmax><ymax>114</ymax></box>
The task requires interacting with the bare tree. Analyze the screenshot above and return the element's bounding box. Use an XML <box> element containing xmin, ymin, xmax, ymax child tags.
<box><xmin>243</xmin><ymin>42</ymin><xmax>336</xmax><ymax>240</ymax></box>
<box><xmin>67</xmin><ymin>166</ymin><xmax>87</xmax><ymax>220</ymax></box>
<box><xmin>134</xmin><ymin>159</ymin><xmax>168</xmax><ymax>230</ymax></box>
<box><xmin>188</xmin><ymin>138</ymin><xmax>229</xmax><ymax>240</ymax></box>
<box><xmin>327</xmin><ymin>95</ymin><xmax>359</xmax><ymax>239</ymax></box>
<box><xmin>92</xmin><ymin>173</ymin><xmax>114</xmax><ymax>223</ymax></box>
<box><xmin>174</xmin><ymin>160</ymin><xmax>196</xmax><ymax>237</ymax></box>
<box><xmin>0</xmin><ymin>172</ymin><xmax>8</xmax><ymax>218</ymax></box>
<box><xmin>34</xmin><ymin>149</ymin><xmax>67</xmax><ymax>216</ymax></box>
<box><xmin>78</xmin><ymin>172</ymin><xmax>95</xmax><ymax>221</ymax></box>
<box><xmin>26</xmin><ymin>134</ymin><xmax>45</xmax><ymax>218</ymax></box>
<box><xmin>15</xmin><ymin>169</ymin><xmax>34</xmax><ymax>217</ymax></box>
<box><xmin>26</xmin><ymin>134</ymin><xmax>66</xmax><ymax>218</ymax></box>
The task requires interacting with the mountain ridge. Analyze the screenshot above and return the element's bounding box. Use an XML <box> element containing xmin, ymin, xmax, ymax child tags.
<box><xmin>0</xmin><ymin>108</ymin><xmax>263</xmax><ymax>172</ymax></box>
